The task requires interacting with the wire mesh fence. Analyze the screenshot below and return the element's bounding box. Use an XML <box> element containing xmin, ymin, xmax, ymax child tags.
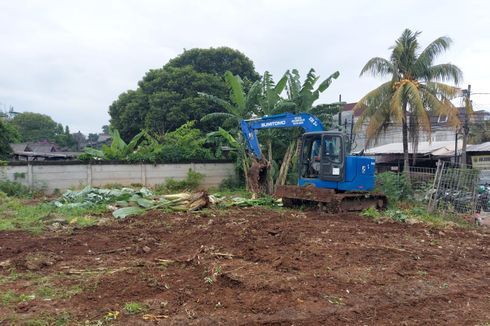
<box><xmin>407</xmin><ymin>166</ymin><xmax>437</xmax><ymax>202</ymax></box>
<box><xmin>428</xmin><ymin>162</ymin><xmax>481</xmax><ymax>215</ymax></box>
<box><xmin>377</xmin><ymin>162</ymin><xmax>486</xmax><ymax>216</ymax></box>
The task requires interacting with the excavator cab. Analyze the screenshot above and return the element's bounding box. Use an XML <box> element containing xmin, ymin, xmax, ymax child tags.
<box><xmin>300</xmin><ymin>132</ymin><xmax>346</xmax><ymax>182</ymax></box>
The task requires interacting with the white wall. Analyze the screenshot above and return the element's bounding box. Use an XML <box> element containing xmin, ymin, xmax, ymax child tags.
<box><xmin>0</xmin><ymin>162</ymin><xmax>235</xmax><ymax>193</ymax></box>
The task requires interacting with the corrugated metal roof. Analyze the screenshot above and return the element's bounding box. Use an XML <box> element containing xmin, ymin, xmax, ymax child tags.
<box><xmin>364</xmin><ymin>141</ymin><xmax>460</xmax><ymax>156</ymax></box>
<box><xmin>467</xmin><ymin>142</ymin><xmax>490</xmax><ymax>152</ymax></box>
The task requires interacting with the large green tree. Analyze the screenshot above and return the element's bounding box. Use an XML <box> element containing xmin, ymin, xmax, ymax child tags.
<box><xmin>0</xmin><ymin>119</ymin><xmax>20</xmax><ymax>159</ymax></box>
<box><xmin>109</xmin><ymin>47</ymin><xmax>259</xmax><ymax>141</ymax></box>
<box><xmin>166</xmin><ymin>47</ymin><xmax>260</xmax><ymax>81</ymax></box>
<box><xmin>9</xmin><ymin>112</ymin><xmax>77</xmax><ymax>149</ymax></box>
<box><xmin>10</xmin><ymin>112</ymin><xmax>60</xmax><ymax>142</ymax></box>
<box><xmin>355</xmin><ymin>29</ymin><xmax>462</xmax><ymax>171</ymax></box>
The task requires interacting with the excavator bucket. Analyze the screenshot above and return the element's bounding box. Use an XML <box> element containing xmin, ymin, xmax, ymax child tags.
<box><xmin>275</xmin><ymin>185</ymin><xmax>387</xmax><ymax>212</ymax></box>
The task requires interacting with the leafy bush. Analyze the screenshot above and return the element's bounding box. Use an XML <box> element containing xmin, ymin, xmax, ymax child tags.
<box><xmin>361</xmin><ymin>207</ymin><xmax>381</xmax><ymax>219</ymax></box>
<box><xmin>218</xmin><ymin>174</ymin><xmax>243</xmax><ymax>191</ymax></box>
<box><xmin>0</xmin><ymin>180</ymin><xmax>33</xmax><ymax>197</ymax></box>
<box><xmin>82</xmin><ymin>122</ymin><xmax>216</xmax><ymax>163</ymax></box>
<box><xmin>155</xmin><ymin>169</ymin><xmax>205</xmax><ymax>193</ymax></box>
<box><xmin>157</xmin><ymin>121</ymin><xmax>214</xmax><ymax>162</ymax></box>
<box><xmin>376</xmin><ymin>172</ymin><xmax>412</xmax><ymax>203</ymax></box>
<box><xmin>386</xmin><ymin>209</ymin><xmax>408</xmax><ymax>222</ymax></box>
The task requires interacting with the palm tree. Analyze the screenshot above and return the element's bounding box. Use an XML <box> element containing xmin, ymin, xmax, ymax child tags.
<box><xmin>355</xmin><ymin>29</ymin><xmax>463</xmax><ymax>172</ymax></box>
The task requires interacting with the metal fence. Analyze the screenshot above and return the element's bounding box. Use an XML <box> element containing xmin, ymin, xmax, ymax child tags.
<box><xmin>407</xmin><ymin>166</ymin><xmax>437</xmax><ymax>202</ymax></box>
<box><xmin>377</xmin><ymin>162</ymin><xmax>487</xmax><ymax>216</ymax></box>
<box><xmin>428</xmin><ymin>162</ymin><xmax>481</xmax><ymax>215</ymax></box>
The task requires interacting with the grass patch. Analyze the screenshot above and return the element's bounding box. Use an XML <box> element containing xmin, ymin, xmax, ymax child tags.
<box><xmin>35</xmin><ymin>281</ymin><xmax>83</xmax><ymax>300</ymax></box>
<box><xmin>0</xmin><ymin>196</ymin><xmax>109</xmax><ymax>233</ymax></box>
<box><xmin>123</xmin><ymin>302</ymin><xmax>148</xmax><ymax>315</ymax></box>
<box><xmin>361</xmin><ymin>204</ymin><xmax>471</xmax><ymax>227</ymax></box>
<box><xmin>0</xmin><ymin>180</ymin><xmax>38</xmax><ymax>198</ymax></box>
<box><xmin>17</xmin><ymin>312</ymin><xmax>71</xmax><ymax>326</ymax></box>
<box><xmin>1</xmin><ymin>289</ymin><xmax>35</xmax><ymax>306</ymax></box>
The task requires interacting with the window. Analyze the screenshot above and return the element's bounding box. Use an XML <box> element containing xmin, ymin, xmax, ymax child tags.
<box><xmin>323</xmin><ymin>135</ymin><xmax>342</xmax><ymax>163</ymax></box>
<box><xmin>437</xmin><ymin>115</ymin><xmax>448</xmax><ymax>123</ymax></box>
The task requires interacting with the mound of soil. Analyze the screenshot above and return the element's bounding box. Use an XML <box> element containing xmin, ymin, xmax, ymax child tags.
<box><xmin>0</xmin><ymin>207</ymin><xmax>489</xmax><ymax>325</ymax></box>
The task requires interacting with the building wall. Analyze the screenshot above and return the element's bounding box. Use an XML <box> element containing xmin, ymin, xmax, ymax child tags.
<box><xmin>0</xmin><ymin>162</ymin><xmax>235</xmax><ymax>193</ymax></box>
<box><xmin>338</xmin><ymin>104</ymin><xmax>490</xmax><ymax>151</ymax></box>
<box><xmin>352</xmin><ymin>124</ymin><xmax>458</xmax><ymax>151</ymax></box>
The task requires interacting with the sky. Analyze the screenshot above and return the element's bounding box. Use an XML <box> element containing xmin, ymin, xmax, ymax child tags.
<box><xmin>1</xmin><ymin>0</ymin><xmax>490</xmax><ymax>134</ymax></box>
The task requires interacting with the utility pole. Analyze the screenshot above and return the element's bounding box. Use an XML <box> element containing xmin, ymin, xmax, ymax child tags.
<box><xmin>350</xmin><ymin>115</ymin><xmax>354</xmax><ymax>151</ymax></box>
<box><xmin>454</xmin><ymin>131</ymin><xmax>458</xmax><ymax>165</ymax></box>
<box><xmin>338</xmin><ymin>94</ymin><xmax>342</xmax><ymax>130</ymax></box>
<box><xmin>461</xmin><ymin>84</ymin><xmax>471</xmax><ymax>168</ymax></box>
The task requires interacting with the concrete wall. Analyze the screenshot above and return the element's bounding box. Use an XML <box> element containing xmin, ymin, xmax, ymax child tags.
<box><xmin>0</xmin><ymin>162</ymin><xmax>235</xmax><ymax>193</ymax></box>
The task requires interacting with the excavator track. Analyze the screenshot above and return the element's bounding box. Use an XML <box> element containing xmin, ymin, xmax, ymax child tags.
<box><xmin>275</xmin><ymin>185</ymin><xmax>387</xmax><ymax>212</ymax></box>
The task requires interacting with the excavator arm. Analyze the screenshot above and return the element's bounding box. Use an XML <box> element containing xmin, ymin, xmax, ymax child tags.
<box><xmin>240</xmin><ymin>112</ymin><xmax>324</xmax><ymax>160</ymax></box>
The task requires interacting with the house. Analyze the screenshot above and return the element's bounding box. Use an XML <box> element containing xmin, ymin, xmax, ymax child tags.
<box><xmin>467</xmin><ymin>142</ymin><xmax>490</xmax><ymax>170</ymax></box>
<box><xmin>86</xmin><ymin>133</ymin><xmax>112</xmax><ymax>149</ymax></box>
<box><xmin>336</xmin><ymin>103</ymin><xmax>490</xmax><ymax>151</ymax></box>
<box><xmin>9</xmin><ymin>141</ymin><xmax>79</xmax><ymax>161</ymax></box>
<box><xmin>363</xmin><ymin>140</ymin><xmax>462</xmax><ymax>171</ymax></box>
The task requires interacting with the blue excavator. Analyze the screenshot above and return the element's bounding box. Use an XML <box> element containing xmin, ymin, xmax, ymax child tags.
<box><xmin>240</xmin><ymin>112</ymin><xmax>387</xmax><ymax>211</ymax></box>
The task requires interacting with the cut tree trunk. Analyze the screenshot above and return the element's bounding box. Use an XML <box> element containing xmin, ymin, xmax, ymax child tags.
<box><xmin>247</xmin><ymin>158</ymin><xmax>269</xmax><ymax>195</ymax></box>
<box><xmin>266</xmin><ymin>139</ymin><xmax>274</xmax><ymax>194</ymax></box>
<box><xmin>242</xmin><ymin>153</ymin><xmax>251</xmax><ymax>191</ymax></box>
<box><xmin>274</xmin><ymin>139</ymin><xmax>298</xmax><ymax>189</ymax></box>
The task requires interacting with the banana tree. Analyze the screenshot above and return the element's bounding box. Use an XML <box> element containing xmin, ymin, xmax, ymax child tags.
<box><xmin>275</xmin><ymin>69</ymin><xmax>340</xmax><ymax>187</ymax></box>
<box><xmin>83</xmin><ymin>128</ymin><xmax>148</xmax><ymax>160</ymax></box>
<box><xmin>256</xmin><ymin>71</ymin><xmax>292</xmax><ymax>193</ymax></box>
<box><xmin>200</xmin><ymin>71</ymin><xmax>261</xmax><ymax>190</ymax></box>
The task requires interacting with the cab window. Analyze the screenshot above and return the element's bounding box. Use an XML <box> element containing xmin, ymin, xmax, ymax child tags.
<box><xmin>323</xmin><ymin>136</ymin><xmax>341</xmax><ymax>163</ymax></box>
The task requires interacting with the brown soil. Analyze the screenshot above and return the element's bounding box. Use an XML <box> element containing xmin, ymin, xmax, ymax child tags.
<box><xmin>1</xmin><ymin>207</ymin><xmax>489</xmax><ymax>325</ymax></box>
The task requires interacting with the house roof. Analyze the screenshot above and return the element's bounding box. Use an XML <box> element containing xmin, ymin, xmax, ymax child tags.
<box><xmin>467</xmin><ymin>142</ymin><xmax>490</xmax><ymax>152</ymax></box>
<box><xmin>10</xmin><ymin>142</ymin><xmax>59</xmax><ymax>154</ymax></box>
<box><xmin>9</xmin><ymin>143</ymin><xmax>29</xmax><ymax>152</ymax></box>
<box><xmin>343</xmin><ymin>103</ymin><xmax>363</xmax><ymax>117</ymax></box>
<box><xmin>29</xmin><ymin>144</ymin><xmax>56</xmax><ymax>153</ymax></box>
<box><xmin>364</xmin><ymin>141</ymin><xmax>461</xmax><ymax>157</ymax></box>
<box><xmin>97</xmin><ymin>134</ymin><xmax>111</xmax><ymax>142</ymax></box>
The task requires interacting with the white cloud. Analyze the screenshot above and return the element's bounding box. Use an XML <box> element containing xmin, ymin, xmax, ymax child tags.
<box><xmin>1</xmin><ymin>0</ymin><xmax>489</xmax><ymax>133</ymax></box>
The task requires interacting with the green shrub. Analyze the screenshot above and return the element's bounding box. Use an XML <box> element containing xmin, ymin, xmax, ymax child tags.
<box><xmin>361</xmin><ymin>207</ymin><xmax>381</xmax><ymax>219</ymax></box>
<box><xmin>376</xmin><ymin>172</ymin><xmax>412</xmax><ymax>203</ymax></box>
<box><xmin>218</xmin><ymin>174</ymin><xmax>243</xmax><ymax>191</ymax></box>
<box><xmin>386</xmin><ymin>209</ymin><xmax>408</xmax><ymax>222</ymax></box>
<box><xmin>123</xmin><ymin>302</ymin><xmax>148</xmax><ymax>315</ymax></box>
<box><xmin>156</xmin><ymin>169</ymin><xmax>205</xmax><ymax>193</ymax></box>
<box><xmin>0</xmin><ymin>180</ymin><xmax>33</xmax><ymax>197</ymax></box>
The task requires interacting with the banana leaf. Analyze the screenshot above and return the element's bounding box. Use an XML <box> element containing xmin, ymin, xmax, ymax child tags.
<box><xmin>113</xmin><ymin>207</ymin><xmax>146</xmax><ymax>219</ymax></box>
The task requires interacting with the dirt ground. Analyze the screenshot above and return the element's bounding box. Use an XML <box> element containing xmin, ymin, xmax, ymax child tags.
<box><xmin>1</xmin><ymin>207</ymin><xmax>489</xmax><ymax>325</ymax></box>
